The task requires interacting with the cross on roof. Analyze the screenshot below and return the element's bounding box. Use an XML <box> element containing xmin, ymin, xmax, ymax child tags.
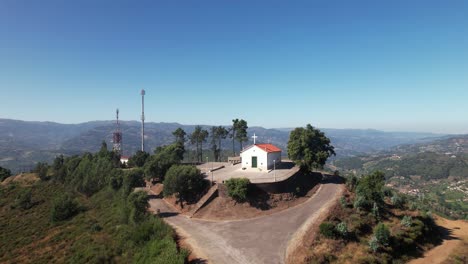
<box><xmin>252</xmin><ymin>133</ymin><xmax>258</xmax><ymax>144</ymax></box>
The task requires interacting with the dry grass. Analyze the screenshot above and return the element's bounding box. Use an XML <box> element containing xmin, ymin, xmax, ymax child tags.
<box><xmin>296</xmin><ymin>188</ymin><xmax>442</xmax><ymax>264</ymax></box>
<box><xmin>411</xmin><ymin>216</ymin><xmax>468</xmax><ymax>264</ymax></box>
<box><xmin>1</xmin><ymin>173</ymin><xmax>39</xmax><ymax>186</ymax></box>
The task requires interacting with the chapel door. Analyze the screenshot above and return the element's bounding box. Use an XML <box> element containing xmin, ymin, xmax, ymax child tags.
<box><xmin>251</xmin><ymin>156</ymin><xmax>257</xmax><ymax>168</ymax></box>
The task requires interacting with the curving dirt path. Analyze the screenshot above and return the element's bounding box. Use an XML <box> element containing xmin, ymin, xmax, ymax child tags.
<box><xmin>149</xmin><ymin>176</ymin><xmax>344</xmax><ymax>264</ymax></box>
<box><xmin>409</xmin><ymin>216</ymin><xmax>468</xmax><ymax>264</ymax></box>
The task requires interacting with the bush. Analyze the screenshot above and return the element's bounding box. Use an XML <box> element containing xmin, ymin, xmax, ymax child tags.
<box><xmin>391</xmin><ymin>194</ymin><xmax>404</xmax><ymax>208</ymax></box>
<box><xmin>356</xmin><ymin>171</ymin><xmax>385</xmax><ymax>209</ymax></box>
<box><xmin>128</xmin><ymin>191</ymin><xmax>149</xmax><ymax>224</ymax></box>
<box><xmin>14</xmin><ymin>188</ymin><xmax>33</xmax><ymax>210</ymax></box>
<box><xmin>346</xmin><ymin>175</ymin><xmax>358</xmax><ymax>191</ymax></box>
<box><xmin>128</xmin><ymin>150</ymin><xmax>150</xmax><ymax>168</ymax></box>
<box><xmin>372</xmin><ymin>202</ymin><xmax>380</xmax><ymax>220</ymax></box>
<box><xmin>34</xmin><ymin>162</ymin><xmax>49</xmax><ymax>181</ymax></box>
<box><xmin>368</xmin><ymin>235</ymin><xmax>379</xmax><ymax>252</ymax></box>
<box><xmin>340</xmin><ymin>196</ymin><xmax>347</xmax><ymax>208</ymax></box>
<box><xmin>374</xmin><ymin>223</ymin><xmax>390</xmax><ymax>246</ymax></box>
<box><xmin>132</xmin><ymin>217</ymin><xmax>188</xmax><ymax>264</ymax></box>
<box><xmin>353</xmin><ymin>195</ymin><xmax>369</xmax><ymax>210</ymax></box>
<box><xmin>0</xmin><ymin>166</ymin><xmax>12</xmax><ymax>182</ymax></box>
<box><xmin>401</xmin><ymin>215</ymin><xmax>412</xmax><ymax>227</ymax></box>
<box><xmin>319</xmin><ymin>222</ymin><xmax>336</xmax><ymax>238</ymax></box>
<box><xmin>225</xmin><ymin>178</ymin><xmax>250</xmax><ymax>202</ymax></box>
<box><xmin>51</xmin><ymin>194</ymin><xmax>79</xmax><ymax>222</ymax></box>
<box><xmin>163</xmin><ymin>165</ymin><xmax>206</xmax><ymax>205</ymax></box>
<box><xmin>123</xmin><ymin>169</ymin><xmax>146</xmax><ymax>195</ymax></box>
<box><xmin>131</xmin><ymin>216</ymin><xmax>173</xmax><ymax>244</ymax></box>
<box><xmin>335</xmin><ymin>222</ymin><xmax>348</xmax><ymax>238</ymax></box>
<box><xmin>383</xmin><ymin>187</ymin><xmax>394</xmax><ymax>197</ymax></box>
<box><xmin>409</xmin><ymin>202</ymin><xmax>418</xmax><ymax>211</ymax></box>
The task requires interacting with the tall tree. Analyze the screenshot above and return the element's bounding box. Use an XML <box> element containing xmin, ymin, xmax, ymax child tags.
<box><xmin>190</xmin><ymin>126</ymin><xmax>209</xmax><ymax>163</ymax></box>
<box><xmin>172</xmin><ymin>128</ymin><xmax>187</xmax><ymax>146</ymax></box>
<box><xmin>287</xmin><ymin>124</ymin><xmax>335</xmax><ymax>172</ymax></box>
<box><xmin>128</xmin><ymin>150</ymin><xmax>149</xmax><ymax>167</ymax></box>
<box><xmin>235</xmin><ymin>119</ymin><xmax>248</xmax><ymax>150</ymax></box>
<box><xmin>210</xmin><ymin>126</ymin><xmax>229</xmax><ymax>162</ymax></box>
<box><xmin>163</xmin><ymin>165</ymin><xmax>207</xmax><ymax>206</ymax></box>
<box><xmin>143</xmin><ymin>143</ymin><xmax>184</xmax><ymax>181</ymax></box>
<box><xmin>172</xmin><ymin>127</ymin><xmax>187</xmax><ymax>159</ymax></box>
<box><xmin>230</xmin><ymin>119</ymin><xmax>239</xmax><ymax>156</ymax></box>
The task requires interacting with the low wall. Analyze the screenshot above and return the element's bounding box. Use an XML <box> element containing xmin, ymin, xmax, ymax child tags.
<box><xmin>252</xmin><ymin>171</ymin><xmax>321</xmax><ymax>194</ymax></box>
<box><xmin>218</xmin><ymin>171</ymin><xmax>322</xmax><ymax>196</ymax></box>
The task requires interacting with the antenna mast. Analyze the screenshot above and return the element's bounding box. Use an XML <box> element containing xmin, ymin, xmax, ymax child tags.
<box><xmin>140</xmin><ymin>89</ymin><xmax>145</xmax><ymax>152</ymax></box>
<box><xmin>112</xmin><ymin>108</ymin><xmax>122</xmax><ymax>155</ymax></box>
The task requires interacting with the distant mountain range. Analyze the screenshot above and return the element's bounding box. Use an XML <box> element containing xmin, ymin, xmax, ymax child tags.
<box><xmin>0</xmin><ymin>118</ymin><xmax>447</xmax><ymax>173</ymax></box>
<box><xmin>333</xmin><ymin>134</ymin><xmax>468</xmax><ymax>180</ymax></box>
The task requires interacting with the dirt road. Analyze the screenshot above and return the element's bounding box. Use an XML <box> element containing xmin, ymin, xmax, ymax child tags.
<box><xmin>409</xmin><ymin>216</ymin><xmax>468</xmax><ymax>264</ymax></box>
<box><xmin>149</xmin><ymin>176</ymin><xmax>344</xmax><ymax>264</ymax></box>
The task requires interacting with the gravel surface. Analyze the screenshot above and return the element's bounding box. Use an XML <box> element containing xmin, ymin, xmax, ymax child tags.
<box><xmin>149</xmin><ymin>175</ymin><xmax>344</xmax><ymax>264</ymax></box>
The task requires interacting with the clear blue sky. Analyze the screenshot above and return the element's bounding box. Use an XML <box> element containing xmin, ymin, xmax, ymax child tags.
<box><xmin>1</xmin><ymin>1</ymin><xmax>467</xmax><ymax>133</ymax></box>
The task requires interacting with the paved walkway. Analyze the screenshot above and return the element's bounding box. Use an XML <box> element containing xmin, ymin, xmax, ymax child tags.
<box><xmin>149</xmin><ymin>175</ymin><xmax>344</xmax><ymax>264</ymax></box>
<box><xmin>197</xmin><ymin>161</ymin><xmax>300</xmax><ymax>184</ymax></box>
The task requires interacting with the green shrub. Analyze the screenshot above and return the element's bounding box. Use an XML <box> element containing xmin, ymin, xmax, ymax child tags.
<box><xmin>319</xmin><ymin>222</ymin><xmax>336</xmax><ymax>238</ymax></box>
<box><xmin>401</xmin><ymin>216</ymin><xmax>412</xmax><ymax>227</ymax></box>
<box><xmin>123</xmin><ymin>169</ymin><xmax>146</xmax><ymax>195</ymax></box>
<box><xmin>409</xmin><ymin>202</ymin><xmax>418</xmax><ymax>211</ymax></box>
<box><xmin>346</xmin><ymin>175</ymin><xmax>358</xmax><ymax>191</ymax></box>
<box><xmin>0</xmin><ymin>166</ymin><xmax>12</xmax><ymax>182</ymax></box>
<box><xmin>14</xmin><ymin>188</ymin><xmax>33</xmax><ymax>210</ymax></box>
<box><xmin>372</xmin><ymin>202</ymin><xmax>380</xmax><ymax>220</ymax></box>
<box><xmin>132</xmin><ymin>217</ymin><xmax>188</xmax><ymax>263</ymax></box>
<box><xmin>383</xmin><ymin>187</ymin><xmax>394</xmax><ymax>197</ymax></box>
<box><xmin>34</xmin><ymin>162</ymin><xmax>49</xmax><ymax>181</ymax></box>
<box><xmin>225</xmin><ymin>178</ymin><xmax>250</xmax><ymax>202</ymax></box>
<box><xmin>51</xmin><ymin>194</ymin><xmax>79</xmax><ymax>222</ymax></box>
<box><xmin>134</xmin><ymin>236</ymin><xmax>188</xmax><ymax>264</ymax></box>
<box><xmin>353</xmin><ymin>195</ymin><xmax>369</xmax><ymax>210</ymax></box>
<box><xmin>374</xmin><ymin>223</ymin><xmax>390</xmax><ymax>246</ymax></box>
<box><xmin>356</xmin><ymin>171</ymin><xmax>385</xmax><ymax>208</ymax></box>
<box><xmin>391</xmin><ymin>194</ymin><xmax>404</xmax><ymax>208</ymax></box>
<box><xmin>368</xmin><ymin>235</ymin><xmax>379</xmax><ymax>252</ymax></box>
<box><xmin>340</xmin><ymin>196</ymin><xmax>347</xmax><ymax>208</ymax></box>
<box><xmin>335</xmin><ymin>222</ymin><xmax>348</xmax><ymax>238</ymax></box>
<box><xmin>163</xmin><ymin>165</ymin><xmax>207</xmax><ymax>205</ymax></box>
<box><xmin>131</xmin><ymin>217</ymin><xmax>174</xmax><ymax>244</ymax></box>
<box><xmin>128</xmin><ymin>191</ymin><xmax>150</xmax><ymax>224</ymax></box>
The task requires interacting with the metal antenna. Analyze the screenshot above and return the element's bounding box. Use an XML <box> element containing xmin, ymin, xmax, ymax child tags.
<box><xmin>112</xmin><ymin>108</ymin><xmax>122</xmax><ymax>155</ymax></box>
<box><xmin>140</xmin><ymin>89</ymin><xmax>145</xmax><ymax>152</ymax></box>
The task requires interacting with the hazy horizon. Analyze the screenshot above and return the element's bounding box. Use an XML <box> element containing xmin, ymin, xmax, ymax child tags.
<box><xmin>0</xmin><ymin>117</ymin><xmax>459</xmax><ymax>135</ymax></box>
<box><xmin>1</xmin><ymin>1</ymin><xmax>467</xmax><ymax>134</ymax></box>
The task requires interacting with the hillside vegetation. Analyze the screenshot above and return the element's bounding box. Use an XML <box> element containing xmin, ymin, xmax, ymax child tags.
<box><xmin>0</xmin><ymin>118</ymin><xmax>443</xmax><ymax>173</ymax></box>
<box><xmin>302</xmin><ymin>172</ymin><xmax>441</xmax><ymax>263</ymax></box>
<box><xmin>333</xmin><ymin>135</ymin><xmax>468</xmax><ymax>219</ymax></box>
<box><xmin>0</xmin><ymin>145</ymin><xmax>187</xmax><ymax>263</ymax></box>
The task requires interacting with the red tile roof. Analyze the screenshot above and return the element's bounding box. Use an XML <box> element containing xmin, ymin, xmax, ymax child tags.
<box><xmin>255</xmin><ymin>144</ymin><xmax>281</xmax><ymax>153</ymax></box>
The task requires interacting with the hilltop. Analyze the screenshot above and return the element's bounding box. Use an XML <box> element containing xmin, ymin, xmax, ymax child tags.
<box><xmin>0</xmin><ymin>118</ymin><xmax>444</xmax><ymax>173</ymax></box>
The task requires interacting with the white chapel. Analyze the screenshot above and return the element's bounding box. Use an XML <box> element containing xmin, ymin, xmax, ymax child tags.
<box><xmin>240</xmin><ymin>134</ymin><xmax>281</xmax><ymax>171</ymax></box>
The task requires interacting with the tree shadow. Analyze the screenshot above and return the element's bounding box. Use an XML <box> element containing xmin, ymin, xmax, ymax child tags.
<box><xmin>276</xmin><ymin>161</ymin><xmax>295</xmax><ymax>170</ymax></box>
<box><xmin>247</xmin><ymin>185</ymin><xmax>272</xmax><ymax>210</ymax></box>
<box><xmin>321</xmin><ymin>175</ymin><xmax>345</xmax><ymax>185</ymax></box>
<box><xmin>436</xmin><ymin>225</ymin><xmax>459</xmax><ymax>242</ymax></box>
<box><xmin>147</xmin><ymin>194</ymin><xmax>161</xmax><ymax>199</ymax></box>
<box><xmin>188</xmin><ymin>258</ymin><xmax>209</xmax><ymax>264</ymax></box>
<box><xmin>157</xmin><ymin>212</ymin><xmax>179</xmax><ymax>218</ymax></box>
